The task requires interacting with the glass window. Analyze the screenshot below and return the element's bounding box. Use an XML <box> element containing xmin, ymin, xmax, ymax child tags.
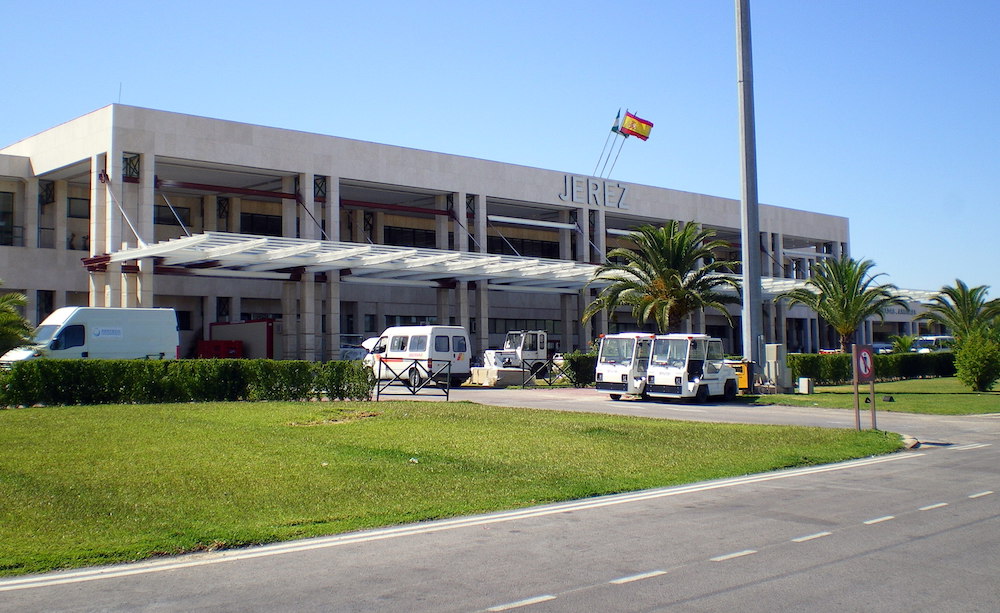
<box><xmin>409</xmin><ymin>335</ymin><xmax>428</xmax><ymax>352</ymax></box>
<box><xmin>452</xmin><ymin>335</ymin><xmax>467</xmax><ymax>353</ymax></box>
<box><xmin>154</xmin><ymin>205</ymin><xmax>191</xmax><ymax>226</ymax></box>
<box><xmin>599</xmin><ymin>337</ymin><xmax>634</xmax><ymax>364</ymax></box>
<box><xmin>55</xmin><ymin>324</ymin><xmax>85</xmax><ymax>350</ymax></box>
<box><xmin>67</xmin><ymin>198</ymin><xmax>90</xmax><ymax>219</ymax></box>
<box><xmin>651</xmin><ymin>338</ymin><xmax>688</xmax><ymax>368</ymax></box>
<box><xmin>708</xmin><ymin>340</ymin><xmax>725</xmax><ymax>361</ymax></box>
<box><xmin>390</xmin><ymin>335</ymin><xmax>408</xmax><ymax>352</ymax></box>
<box><xmin>434</xmin><ymin>335</ymin><xmax>449</xmax><ymax>352</ymax></box>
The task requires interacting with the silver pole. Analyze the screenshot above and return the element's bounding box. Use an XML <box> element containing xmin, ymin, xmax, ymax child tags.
<box><xmin>736</xmin><ymin>0</ymin><xmax>764</xmax><ymax>380</ymax></box>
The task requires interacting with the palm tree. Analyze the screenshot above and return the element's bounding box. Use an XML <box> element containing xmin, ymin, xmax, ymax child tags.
<box><xmin>583</xmin><ymin>222</ymin><xmax>741</xmax><ymax>333</ymax></box>
<box><xmin>919</xmin><ymin>279</ymin><xmax>1000</xmax><ymax>342</ymax></box>
<box><xmin>781</xmin><ymin>256</ymin><xmax>906</xmax><ymax>353</ymax></box>
<box><xmin>0</xmin><ymin>282</ymin><xmax>32</xmax><ymax>354</ymax></box>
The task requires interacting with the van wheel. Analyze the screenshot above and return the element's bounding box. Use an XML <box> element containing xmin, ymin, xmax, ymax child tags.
<box><xmin>609</xmin><ymin>393</ymin><xmax>622</xmax><ymax>401</ymax></box>
<box><xmin>449</xmin><ymin>375</ymin><xmax>467</xmax><ymax>388</ymax></box>
<box><xmin>409</xmin><ymin>368</ymin><xmax>424</xmax><ymax>389</ymax></box>
<box><xmin>694</xmin><ymin>385</ymin><xmax>710</xmax><ymax>404</ymax></box>
<box><xmin>723</xmin><ymin>380</ymin><xmax>738</xmax><ymax>402</ymax></box>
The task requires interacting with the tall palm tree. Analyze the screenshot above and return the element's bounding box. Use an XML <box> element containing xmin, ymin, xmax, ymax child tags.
<box><xmin>0</xmin><ymin>282</ymin><xmax>32</xmax><ymax>354</ymax></box>
<box><xmin>919</xmin><ymin>279</ymin><xmax>1000</xmax><ymax>341</ymax></box>
<box><xmin>583</xmin><ymin>222</ymin><xmax>741</xmax><ymax>333</ymax></box>
<box><xmin>781</xmin><ymin>256</ymin><xmax>906</xmax><ymax>353</ymax></box>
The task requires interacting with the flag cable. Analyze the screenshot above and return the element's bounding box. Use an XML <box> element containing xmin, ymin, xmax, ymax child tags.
<box><xmin>97</xmin><ymin>170</ymin><xmax>148</xmax><ymax>248</ymax></box>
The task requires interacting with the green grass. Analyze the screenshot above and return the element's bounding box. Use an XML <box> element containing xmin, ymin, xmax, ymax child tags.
<box><xmin>754</xmin><ymin>376</ymin><xmax>1000</xmax><ymax>415</ymax></box>
<box><xmin>0</xmin><ymin>401</ymin><xmax>901</xmax><ymax>577</ymax></box>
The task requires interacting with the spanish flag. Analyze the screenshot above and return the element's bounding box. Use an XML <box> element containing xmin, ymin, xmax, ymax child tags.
<box><xmin>619</xmin><ymin>112</ymin><xmax>653</xmax><ymax>141</ymax></box>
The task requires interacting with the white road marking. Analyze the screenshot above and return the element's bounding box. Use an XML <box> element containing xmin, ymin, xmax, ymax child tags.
<box><xmin>610</xmin><ymin>570</ymin><xmax>667</xmax><ymax>584</ymax></box>
<box><xmin>919</xmin><ymin>503</ymin><xmax>948</xmax><ymax>511</ymax></box>
<box><xmin>792</xmin><ymin>531</ymin><xmax>832</xmax><ymax>542</ymax></box>
<box><xmin>969</xmin><ymin>491</ymin><xmax>994</xmax><ymax>499</ymax></box>
<box><xmin>487</xmin><ymin>595</ymin><xmax>556</xmax><ymax>611</ymax></box>
<box><xmin>0</xmin><ymin>453</ymin><xmax>924</xmax><ymax>592</ymax></box>
<box><xmin>950</xmin><ymin>443</ymin><xmax>991</xmax><ymax>450</ymax></box>
<box><xmin>710</xmin><ymin>550</ymin><xmax>757</xmax><ymax>562</ymax></box>
<box><xmin>864</xmin><ymin>515</ymin><xmax>895</xmax><ymax>525</ymax></box>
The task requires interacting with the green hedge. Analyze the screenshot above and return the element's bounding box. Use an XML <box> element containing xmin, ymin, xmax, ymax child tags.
<box><xmin>560</xmin><ymin>350</ymin><xmax>597</xmax><ymax>387</ymax></box>
<box><xmin>787</xmin><ymin>351</ymin><xmax>956</xmax><ymax>385</ymax></box>
<box><xmin>0</xmin><ymin>359</ymin><xmax>376</xmax><ymax>407</ymax></box>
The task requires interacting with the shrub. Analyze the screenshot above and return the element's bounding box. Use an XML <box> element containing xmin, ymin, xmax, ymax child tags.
<box><xmin>954</xmin><ymin>334</ymin><xmax>1000</xmax><ymax>392</ymax></box>
<box><xmin>560</xmin><ymin>350</ymin><xmax>597</xmax><ymax>387</ymax></box>
<box><xmin>787</xmin><ymin>351</ymin><xmax>956</xmax><ymax>385</ymax></box>
<box><xmin>0</xmin><ymin>358</ymin><xmax>376</xmax><ymax>407</ymax></box>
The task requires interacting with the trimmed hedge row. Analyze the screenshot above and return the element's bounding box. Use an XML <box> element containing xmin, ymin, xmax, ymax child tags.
<box><xmin>787</xmin><ymin>351</ymin><xmax>956</xmax><ymax>385</ymax></box>
<box><xmin>0</xmin><ymin>359</ymin><xmax>376</xmax><ymax>407</ymax></box>
<box><xmin>560</xmin><ymin>350</ymin><xmax>597</xmax><ymax>387</ymax></box>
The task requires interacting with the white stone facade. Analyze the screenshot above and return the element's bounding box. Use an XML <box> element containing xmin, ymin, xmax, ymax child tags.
<box><xmin>0</xmin><ymin>105</ymin><xmax>930</xmax><ymax>359</ymax></box>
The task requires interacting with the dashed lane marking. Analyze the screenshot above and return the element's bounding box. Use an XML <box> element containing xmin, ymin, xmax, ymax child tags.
<box><xmin>610</xmin><ymin>570</ymin><xmax>668</xmax><ymax>584</ymax></box>
<box><xmin>792</xmin><ymin>531</ymin><xmax>832</xmax><ymax>543</ymax></box>
<box><xmin>486</xmin><ymin>595</ymin><xmax>556</xmax><ymax>611</ymax></box>
<box><xmin>710</xmin><ymin>550</ymin><xmax>757</xmax><ymax>562</ymax></box>
<box><xmin>864</xmin><ymin>515</ymin><xmax>895</xmax><ymax>525</ymax></box>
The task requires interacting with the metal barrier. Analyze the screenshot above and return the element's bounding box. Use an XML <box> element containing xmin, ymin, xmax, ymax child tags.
<box><xmin>513</xmin><ymin>359</ymin><xmax>572</xmax><ymax>387</ymax></box>
<box><xmin>373</xmin><ymin>358</ymin><xmax>453</xmax><ymax>400</ymax></box>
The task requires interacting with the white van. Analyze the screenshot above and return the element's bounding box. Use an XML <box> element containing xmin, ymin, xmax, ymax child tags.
<box><xmin>0</xmin><ymin>307</ymin><xmax>179</xmax><ymax>364</ymax></box>
<box><xmin>363</xmin><ymin>325</ymin><xmax>471</xmax><ymax>387</ymax></box>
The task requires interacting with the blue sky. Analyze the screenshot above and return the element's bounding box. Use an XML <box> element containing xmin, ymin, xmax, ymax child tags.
<box><xmin>4</xmin><ymin>1</ymin><xmax>997</xmax><ymax>294</ymax></box>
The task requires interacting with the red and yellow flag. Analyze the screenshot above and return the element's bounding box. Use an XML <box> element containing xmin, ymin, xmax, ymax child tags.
<box><xmin>619</xmin><ymin>112</ymin><xmax>653</xmax><ymax>141</ymax></box>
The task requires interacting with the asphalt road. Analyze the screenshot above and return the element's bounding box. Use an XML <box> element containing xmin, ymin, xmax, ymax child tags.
<box><xmin>2</xmin><ymin>389</ymin><xmax>998</xmax><ymax>612</ymax></box>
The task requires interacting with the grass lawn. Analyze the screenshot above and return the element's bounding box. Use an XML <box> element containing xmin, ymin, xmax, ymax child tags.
<box><xmin>0</xmin><ymin>400</ymin><xmax>900</xmax><ymax>577</ymax></box>
<box><xmin>753</xmin><ymin>376</ymin><xmax>1000</xmax><ymax>415</ymax></box>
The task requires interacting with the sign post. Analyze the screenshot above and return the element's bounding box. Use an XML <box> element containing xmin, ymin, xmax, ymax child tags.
<box><xmin>852</xmin><ymin>344</ymin><xmax>876</xmax><ymax>431</ymax></box>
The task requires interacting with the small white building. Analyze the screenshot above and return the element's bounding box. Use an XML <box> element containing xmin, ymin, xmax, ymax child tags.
<box><xmin>0</xmin><ymin>105</ymin><xmax>936</xmax><ymax>359</ymax></box>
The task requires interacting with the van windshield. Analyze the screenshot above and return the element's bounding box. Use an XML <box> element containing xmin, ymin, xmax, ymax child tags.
<box><xmin>503</xmin><ymin>332</ymin><xmax>523</xmax><ymax>350</ymax></box>
<box><xmin>651</xmin><ymin>339</ymin><xmax>688</xmax><ymax>368</ymax></box>
<box><xmin>599</xmin><ymin>337</ymin><xmax>635</xmax><ymax>364</ymax></box>
<box><xmin>31</xmin><ymin>324</ymin><xmax>59</xmax><ymax>345</ymax></box>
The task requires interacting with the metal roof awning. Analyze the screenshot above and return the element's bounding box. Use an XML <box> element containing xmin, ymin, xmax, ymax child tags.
<box><xmin>85</xmin><ymin>232</ymin><xmax>602</xmax><ymax>293</ymax></box>
<box><xmin>83</xmin><ymin>232</ymin><xmax>937</xmax><ymax>302</ymax></box>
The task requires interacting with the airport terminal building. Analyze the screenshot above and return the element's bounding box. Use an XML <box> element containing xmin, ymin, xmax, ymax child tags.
<box><xmin>0</xmin><ymin>105</ymin><xmax>933</xmax><ymax>359</ymax></box>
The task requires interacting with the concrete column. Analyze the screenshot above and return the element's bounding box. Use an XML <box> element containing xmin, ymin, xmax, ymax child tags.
<box><xmin>776</xmin><ymin>301</ymin><xmax>786</xmax><ymax>345</ymax></box>
<box><xmin>474</xmin><ymin>195</ymin><xmax>487</xmax><ymax>254</ymax></box>
<box><xmin>475</xmin><ymin>283</ymin><xmax>489</xmax><ymax>356</ymax></box>
<box><xmin>773</xmin><ymin>233</ymin><xmax>784</xmax><ymax>277</ymax></box>
<box><xmin>231</xmin><ymin>295</ymin><xmax>242</xmax><ymax>322</ymax></box>
<box><xmin>436</xmin><ymin>288</ymin><xmax>450</xmax><ymax>325</ymax></box>
<box><xmin>455</xmin><ymin>281</ymin><xmax>471</xmax><ymax>330</ymax></box>
<box><xmin>593</xmin><ymin>208</ymin><xmax>607</xmax><ymax>263</ymax></box>
<box><xmin>282</xmin><ymin>176</ymin><xmax>297</xmax><ymax>238</ymax></box>
<box><xmin>455</xmin><ymin>192</ymin><xmax>468</xmax><ymax>253</ymax></box>
<box><xmin>325</xmin><ymin>176</ymin><xmax>340</xmax><ymax>242</ymax></box>
<box><xmin>136</xmin><ymin>152</ymin><xmax>155</xmax><ymax>306</ymax></box>
<box><xmin>203</xmin><ymin>195</ymin><xmax>217</xmax><ymax>232</ymax></box>
<box><xmin>351</xmin><ymin>210</ymin><xmax>365</xmax><ymax>243</ymax></box>
<box><xmin>55</xmin><ymin>180</ymin><xmax>69</xmax><ymax>254</ymax></box>
<box><xmin>230</xmin><ymin>197</ymin><xmax>241</xmax><ymax>233</ymax></box>
<box><xmin>435</xmin><ymin>195</ymin><xmax>449</xmax><ymax>250</ymax></box>
<box><xmin>282</xmin><ymin>281</ymin><xmax>298</xmax><ymax>359</ymax></box>
<box><xmin>23</xmin><ymin>179</ymin><xmax>39</xmax><ymax>248</ymax></box>
<box><xmin>575</xmin><ymin>207</ymin><xmax>590</xmax><ymax>263</ymax></box>
<box><xmin>325</xmin><ymin>273</ymin><xmax>341</xmax><ymax>361</ymax></box>
<box><xmin>577</xmin><ymin>291</ymin><xmax>590</xmax><ymax>350</ymax></box>
<box><xmin>202</xmin><ymin>295</ymin><xmax>217</xmax><ymax>340</ymax></box>
<box><xmin>301</xmin><ymin>275</ymin><xmax>317</xmax><ymax>361</ymax></box>
<box><xmin>301</xmin><ymin>173</ymin><xmax>317</xmax><ymax>240</ymax></box>
<box><xmin>560</xmin><ymin>294</ymin><xmax>573</xmax><ymax>353</ymax></box>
